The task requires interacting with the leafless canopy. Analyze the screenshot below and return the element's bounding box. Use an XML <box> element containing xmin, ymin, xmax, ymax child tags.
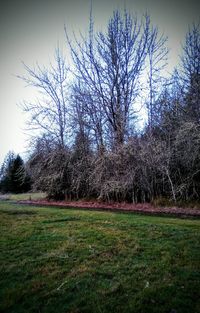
<box><xmin>16</xmin><ymin>13</ymin><xmax>200</xmax><ymax>204</ymax></box>
<box><xmin>66</xmin><ymin>11</ymin><xmax>154</xmax><ymax>149</ymax></box>
<box><xmin>18</xmin><ymin>48</ymin><xmax>69</xmax><ymax>148</ymax></box>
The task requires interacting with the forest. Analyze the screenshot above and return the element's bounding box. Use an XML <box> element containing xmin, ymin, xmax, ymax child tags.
<box><xmin>1</xmin><ymin>10</ymin><xmax>200</xmax><ymax>205</ymax></box>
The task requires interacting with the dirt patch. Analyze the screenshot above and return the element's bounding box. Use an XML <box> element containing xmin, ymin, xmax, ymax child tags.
<box><xmin>17</xmin><ymin>199</ymin><xmax>200</xmax><ymax>218</ymax></box>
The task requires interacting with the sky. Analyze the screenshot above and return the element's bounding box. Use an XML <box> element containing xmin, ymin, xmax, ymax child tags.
<box><xmin>0</xmin><ymin>0</ymin><xmax>199</xmax><ymax>165</ymax></box>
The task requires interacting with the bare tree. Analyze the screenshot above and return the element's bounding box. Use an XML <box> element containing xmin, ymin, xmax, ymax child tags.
<box><xmin>71</xmin><ymin>80</ymin><xmax>105</xmax><ymax>152</ymax></box>
<box><xmin>181</xmin><ymin>23</ymin><xmax>200</xmax><ymax>84</ymax></box>
<box><xmin>18</xmin><ymin>9</ymin><xmax>200</xmax><ymax>204</ymax></box>
<box><xmin>66</xmin><ymin>10</ymin><xmax>151</xmax><ymax>149</ymax></box>
<box><xmin>179</xmin><ymin>23</ymin><xmax>200</xmax><ymax>123</ymax></box>
<box><xmin>18</xmin><ymin>47</ymin><xmax>69</xmax><ymax>148</ymax></box>
<box><xmin>146</xmin><ymin>25</ymin><xmax>168</xmax><ymax>130</ymax></box>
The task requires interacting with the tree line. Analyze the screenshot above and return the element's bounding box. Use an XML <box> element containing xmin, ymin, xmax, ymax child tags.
<box><xmin>1</xmin><ymin>10</ymin><xmax>200</xmax><ymax>204</ymax></box>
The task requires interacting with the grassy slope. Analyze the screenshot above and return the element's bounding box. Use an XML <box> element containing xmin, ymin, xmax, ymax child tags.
<box><xmin>0</xmin><ymin>201</ymin><xmax>199</xmax><ymax>313</ymax></box>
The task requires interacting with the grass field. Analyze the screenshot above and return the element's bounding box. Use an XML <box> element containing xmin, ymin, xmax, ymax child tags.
<box><xmin>7</xmin><ymin>192</ymin><xmax>46</xmax><ymax>201</ymax></box>
<box><xmin>0</xmin><ymin>201</ymin><xmax>199</xmax><ymax>313</ymax></box>
<box><xmin>0</xmin><ymin>192</ymin><xmax>46</xmax><ymax>201</ymax></box>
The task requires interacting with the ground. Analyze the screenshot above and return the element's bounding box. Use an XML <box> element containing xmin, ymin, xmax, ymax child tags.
<box><xmin>20</xmin><ymin>198</ymin><xmax>200</xmax><ymax>218</ymax></box>
<box><xmin>0</xmin><ymin>199</ymin><xmax>200</xmax><ymax>313</ymax></box>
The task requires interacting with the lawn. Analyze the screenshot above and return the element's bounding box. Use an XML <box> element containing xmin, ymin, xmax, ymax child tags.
<box><xmin>0</xmin><ymin>201</ymin><xmax>199</xmax><ymax>313</ymax></box>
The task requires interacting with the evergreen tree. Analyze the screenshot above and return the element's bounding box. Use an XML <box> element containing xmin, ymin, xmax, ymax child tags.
<box><xmin>0</xmin><ymin>152</ymin><xmax>31</xmax><ymax>193</ymax></box>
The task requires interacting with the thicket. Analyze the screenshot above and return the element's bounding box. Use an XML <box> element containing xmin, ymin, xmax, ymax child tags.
<box><xmin>17</xmin><ymin>11</ymin><xmax>200</xmax><ymax>204</ymax></box>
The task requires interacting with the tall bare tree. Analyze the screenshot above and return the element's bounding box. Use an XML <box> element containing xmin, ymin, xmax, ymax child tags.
<box><xmin>180</xmin><ymin>23</ymin><xmax>200</xmax><ymax>123</ymax></box>
<box><xmin>181</xmin><ymin>23</ymin><xmax>200</xmax><ymax>84</ymax></box>
<box><xmin>66</xmin><ymin>10</ymin><xmax>151</xmax><ymax>149</ymax></box>
<box><xmin>18</xmin><ymin>47</ymin><xmax>69</xmax><ymax>148</ymax></box>
<box><xmin>146</xmin><ymin>25</ymin><xmax>168</xmax><ymax>130</ymax></box>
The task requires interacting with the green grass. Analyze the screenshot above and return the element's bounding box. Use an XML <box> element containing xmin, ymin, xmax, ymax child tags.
<box><xmin>7</xmin><ymin>192</ymin><xmax>46</xmax><ymax>201</ymax></box>
<box><xmin>0</xmin><ymin>201</ymin><xmax>199</xmax><ymax>313</ymax></box>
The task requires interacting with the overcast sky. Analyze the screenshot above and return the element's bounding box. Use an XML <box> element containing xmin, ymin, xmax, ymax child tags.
<box><xmin>0</xmin><ymin>0</ymin><xmax>199</xmax><ymax>165</ymax></box>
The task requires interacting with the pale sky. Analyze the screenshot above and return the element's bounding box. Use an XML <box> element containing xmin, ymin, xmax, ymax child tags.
<box><xmin>0</xmin><ymin>0</ymin><xmax>199</xmax><ymax>165</ymax></box>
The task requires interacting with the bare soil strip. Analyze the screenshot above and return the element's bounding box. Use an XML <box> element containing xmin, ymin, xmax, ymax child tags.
<box><xmin>18</xmin><ymin>199</ymin><xmax>200</xmax><ymax>218</ymax></box>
